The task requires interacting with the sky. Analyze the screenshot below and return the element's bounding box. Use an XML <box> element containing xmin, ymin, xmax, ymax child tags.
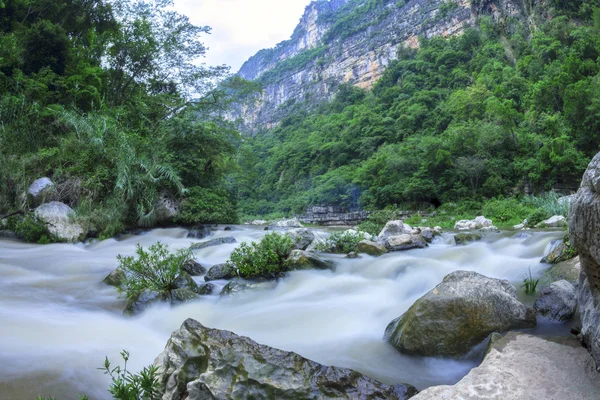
<box><xmin>173</xmin><ymin>0</ymin><xmax>313</xmax><ymax>73</ymax></box>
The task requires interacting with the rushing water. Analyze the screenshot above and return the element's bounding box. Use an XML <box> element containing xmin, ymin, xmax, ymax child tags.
<box><xmin>0</xmin><ymin>226</ymin><xmax>568</xmax><ymax>399</ymax></box>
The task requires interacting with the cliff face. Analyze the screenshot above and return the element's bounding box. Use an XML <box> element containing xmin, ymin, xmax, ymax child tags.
<box><xmin>228</xmin><ymin>0</ymin><xmax>534</xmax><ymax>133</ymax></box>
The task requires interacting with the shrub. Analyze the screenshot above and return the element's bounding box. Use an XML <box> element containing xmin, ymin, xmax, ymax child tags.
<box><xmin>100</xmin><ymin>350</ymin><xmax>160</xmax><ymax>400</ymax></box>
<box><xmin>117</xmin><ymin>242</ymin><xmax>193</xmax><ymax>300</ymax></box>
<box><xmin>315</xmin><ymin>230</ymin><xmax>368</xmax><ymax>254</ymax></box>
<box><xmin>404</xmin><ymin>213</ymin><xmax>423</xmax><ymax>225</ymax></box>
<box><xmin>481</xmin><ymin>198</ymin><xmax>533</xmax><ymax>224</ymax></box>
<box><xmin>13</xmin><ymin>214</ymin><xmax>56</xmax><ymax>244</ymax></box>
<box><xmin>525</xmin><ymin>208</ymin><xmax>550</xmax><ymax>227</ymax></box>
<box><xmin>176</xmin><ymin>186</ymin><xmax>238</xmax><ymax>225</ymax></box>
<box><xmin>522</xmin><ymin>193</ymin><xmax>569</xmax><ymax>218</ymax></box>
<box><xmin>228</xmin><ymin>232</ymin><xmax>294</xmax><ymax>279</ymax></box>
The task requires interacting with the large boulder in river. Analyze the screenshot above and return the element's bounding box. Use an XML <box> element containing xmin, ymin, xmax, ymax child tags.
<box><xmin>569</xmin><ymin>151</ymin><xmax>600</xmax><ymax>369</ymax></box>
<box><xmin>286</xmin><ymin>228</ymin><xmax>315</xmax><ymax>250</ymax></box>
<box><xmin>385</xmin><ymin>271</ymin><xmax>536</xmax><ymax>357</ymax></box>
<box><xmin>154</xmin><ymin>319</ymin><xmax>417</xmax><ymax>400</ymax></box>
<box><xmin>181</xmin><ymin>260</ymin><xmax>206</xmax><ymax>276</ymax></box>
<box><xmin>34</xmin><ymin>201</ymin><xmax>87</xmax><ymax>242</ymax></box>
<box><xmin>378</xmin><ymin>220</ymin><xmax>412</xmax><ymax>241</ymax></box>
<box><xmin>28</xmin><ymin>177</ymin><xmax>55</xmax><ymax>205</ymax></box>
<box><xmin>411</xmin><ymin>332</ymin><xmax>600</xmax><ymax>400</ymax></box>
<box><xmin>286</xmin><ymin>249</ymin><xmax>330</xmax><ymax>270</ymax></box>
<box><xmin>534</xmin><ymin>280</ymin><xmax>577</xmax><ymax>322</ymax></box>
<box><xmin>357</xmin><ymin>240</ymin><xmax>388</xmax><ymax>256</ymax></box>
<box><xmin>204</xmin><ymin>263</ymin><xmax>236</xmax><ymax>281</ymax></box>
<box><xmin>383</xmin><ymin>234</ymin><xmax>427</xmax><ymax>251</ymax></box>
<box><xmin>190</xmin><ymin>236</ymin><xmax>237</xmax><ymax>250</ymax></box>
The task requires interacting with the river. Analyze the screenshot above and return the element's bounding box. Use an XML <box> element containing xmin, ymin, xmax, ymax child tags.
<box><xmin>0</xmin><ymin>226</ymin><xmax>567</xmax><ymax>399</ymax></box>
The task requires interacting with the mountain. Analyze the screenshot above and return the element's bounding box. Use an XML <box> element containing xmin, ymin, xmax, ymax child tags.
<box><xmin>228</xmin><ymin>0</ymin><xmax>536</xmax><ymax>132</ymax></box>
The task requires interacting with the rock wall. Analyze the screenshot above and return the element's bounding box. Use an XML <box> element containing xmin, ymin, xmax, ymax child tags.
<box><xmin>569</xmin><ymin>152</ymin><xmax>600</xmax><ymax>370</ymax></box>
<box><xmin>299</xmin><ymin>206</ymin><xmax>369</xmax><ymax>226</ymax></box>
<box><xmin>228</xmin><ymin>0</ymin><xmax>535</xmax><ymax>132</ymax></box>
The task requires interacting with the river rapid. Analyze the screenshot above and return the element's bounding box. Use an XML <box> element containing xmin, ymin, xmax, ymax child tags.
<box><xmin>0</xmin><ymin>226</ymin><xmax>567</xmax><ymax>399</ymax></box>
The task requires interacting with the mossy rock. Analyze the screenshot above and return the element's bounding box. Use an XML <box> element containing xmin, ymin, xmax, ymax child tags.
<box><xmin>103</xmin><ymin>268</ymin><xmax>126</xmax><ymax>287</ymax></box>
<box><xmin>357</xmin><ymin>240</ymin><xmax>388</xmax><ymax>256</ymax></box>
<box><xmin>454</xmin><ymin>233</ymin><xmax>482</xmax><ymax>245</ymax></box>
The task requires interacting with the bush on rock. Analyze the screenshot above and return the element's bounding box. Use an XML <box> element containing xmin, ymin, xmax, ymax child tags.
<box><xmin>228</xmin><ymin>232</ymin><xmax>294</xmax><ymax>279</ymax></box>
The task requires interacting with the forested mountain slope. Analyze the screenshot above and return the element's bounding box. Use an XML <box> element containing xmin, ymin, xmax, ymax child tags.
<box><xmin>234</xmin><ymin>1</ymin><xmax>600</xmax><ymax>216</ymax></box>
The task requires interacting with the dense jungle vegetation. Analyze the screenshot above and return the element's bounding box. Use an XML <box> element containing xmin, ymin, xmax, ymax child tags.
<box><xmin>236</xmin><ymin>1</ymin><xmax>600</xmax><ymax>217</ymax></box>
<box><xmin>0</xmin><ymin>0</ymin><xmax>247</xmax><ymax>238</ymax></box>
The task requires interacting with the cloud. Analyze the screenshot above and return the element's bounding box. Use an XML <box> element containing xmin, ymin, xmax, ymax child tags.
<box><xmin>173</xmin><ymin>0</ymin><xmax>313</xmax><ymax>72</ymax></box>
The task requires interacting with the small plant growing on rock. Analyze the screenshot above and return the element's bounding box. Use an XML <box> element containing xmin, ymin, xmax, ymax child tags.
<box><xmin>228</xmin><ymin>232</ymin><xmax>294</xmax><ymax>279</ymax></box>
<box><xmin>315</xmin><ymin>230</ymin><xmax>368</xmax><ymax>254</ymax></box>
<box><xmin>117</xmin><ymin>242</ymin><xmax>193</xmax><ymax>299</ymax></box>
<box><xmin>522</xmin><ymin>267</ymin><xmax>540</xmax><ymax>295</ymax></box>
<box><xmin>100</xmin><ymin>350</ymin><xmax>160</xmax><ymax>400</ymax></box>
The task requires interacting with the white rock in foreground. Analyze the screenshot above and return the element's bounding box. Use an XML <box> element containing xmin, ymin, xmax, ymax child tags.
<box><xmin>412</xmin><ymin>333</ymin><xmax>600</xmax><ymax>400</ymax></box>
<box><xmin>34</xmin><ymin>201</ymin><xmax>87</xmax><ymax>242</ymax></box>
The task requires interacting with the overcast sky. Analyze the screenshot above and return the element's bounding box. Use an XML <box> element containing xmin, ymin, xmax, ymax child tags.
<box><xmin>173</xmin><ymin>0</ymin><xmax>313</xmax><ymax>73</ymax></box>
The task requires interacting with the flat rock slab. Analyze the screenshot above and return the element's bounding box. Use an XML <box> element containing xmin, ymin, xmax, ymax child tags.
<box><xmin>412</xmin><ymin>333</ymin><xmax>600</xmax><ymax>400</ymax></box>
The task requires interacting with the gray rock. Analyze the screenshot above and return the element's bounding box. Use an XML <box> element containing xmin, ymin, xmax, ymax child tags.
<box><xmin>182</xmin><ymin>260</ymin><xmax>207</xmax><ymax>276</ymax></box>
<box><xmin>411</xmin><ymin>333</ymin><xmax>600</xmax><ymax>400</ymax></box>
<box><xmin>419</xmin><ymin>228</ymin><xmax>435</xmax><ymax>243</ymax></box>
<box><xmin>286</xmin><ymin>228</ymin><xmax>315</xmax><ymax>250</ymax></box>
<box><xmin>543</xmin><ymin>256</ymin><xmax>581</xmax><ymax>283</ymax></box>
<box><xmin>103</xmin><ymin>268</ymin><xmax>126</xmax><ymax>287</ymax></box>
<box><xmin>154</xmin><ymin>319</ymin><xmax>417</xmax><ymax>400</ymax></box>
<box><xmin>173</xmin><ymin>272</ymin><xmax>199</xmax><ymax>292</ymax></box>
<box><xmin>345</xmin><ymin>251</ymin><xmax>360</xmax><ymax>259</ymax></box>
<box><xmin>357</xmin><ymin>240</ymin><xmax>388</xmax><ymax>256</ymax></box>
<box><xmin>537</xmin><ymin>215</ymin><xmax>567</xmax><ymax>228</ymax></box>
<box><xmin>454</xmin><ymin>233</ymin><xmax>483</xmax><ymax>245</ymax></box>
<box><xmin>204</xmin><ymin>263</ymin><xmax>236</xmax><ymax>281</ymax></box>
<box><xmin>271</xmin><ymin>217</ymin><xmax>303</xmax><ymax>228</ymax></box>
<box><xmin>385</xmin><ymin>271</ymin><xmax>536</xmax><ymax>357</ymax></box>
<box><xmin>534</xmin><ymin>280</ymin><xmax>577</xmax><ymax>322</ymax></box>
<box><xmin>570</xmin><ymin>152</ymin><xmax>600</xmax><ymax>368</ymax></box>
<box><xmin>28</xmin><ymin>177</ymin><xmax>54</xmax><ymax>205</ymax></box>
<box><xmin>167</xmin><ymin>288</ymin><xmax>201</xmax><ymax>304</ymax></box>
<box><xmin>154</xmin><ymin>195</ymin><xmax>179</xmax><ymax>224</ymax></box>
<box><xmin>124</xmin><ymin>290</ymin><xmax>162</xmax><ymax>316</ymax></box>
<box><xmin>286</xmin><ymin>249</ymin><xmax>330</xmax><ymax>270</ymax></box>
<box><xmin>190</xmin><ymin>236</ymin><xmax>237</xmax><ymax>250</ymax></box>
<box><xmin>245</xmin><ymin>219</ymin><xmax>268</xmax><ymax>225</ymax></box>
<box><xmin>186</xmin><ymin>226</ymin><xmax>212</xmax><ymax>239</ymax></box>
<box><xmin>541</xmin><ymin>240</ymin><xmax>568</xmax><ymax>264</ymax></box>
<box><xmin>384</xmin><ymin>234</ymin><xmax>427</xmax><ymax>251</ymax></box>
<box><xmin>378</xmin><ymin>220</ymin><xmax>413</xmax><ymax>241</ymax></box>
<box><xmin>196</xmin><ymin>283</ymin><xmax>215</xmax><ymax>295</ymax></box>
<box><xmin>454</xmin><ymin>216</ymin><xmax>493</xmax><ymax>230</ymax></box>
<box><xmin>219</xmin><ymin>280</ymin><xmax>264</xmax><ymax>296</ymax></box>
<box><xmin>34</xmin><ymin>201</ymin><xmax>87</xmax><ymax>243</ymax></box>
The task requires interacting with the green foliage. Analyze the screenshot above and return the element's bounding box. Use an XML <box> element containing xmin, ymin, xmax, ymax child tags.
<box><xmin>100</xmin><ymin>350</ymin><xmax>160</xmax><ymax>400</ymax></box>
<box><xmin>117</xmin><ymin>242</ymin><xmax>192</xmax><ymax>300</ymax></box>
<box><xmin>228</xmin><ymin>232</ymin><xmax>294</xmax><ymax>279</ymax></box>
<box><xmin>176</xmin><ymin>187</ymin><xmax>238</xmax><ymax>225</ymax></box>
<box><xmin>260</xmin><ymin>46</ymin><xmax>327</xmax><ymax>83</ymax></box>
<box><xmin>522</xmin><ymin>192</ymin><xmax>569</xmax><ymax>218</ymax></box>
<box><xmin>315</xmin><ymin>230</ymin><xmax>368</xmax><ymax>254</ymax></box>
<box><xmin>481</xmin><ymin>198</ymin><xmax>533</xmax><ymax>225</ymax></box>
<box><xmin>522</xmin><ymin>267</ymin><xmax>540</xmax><ymax>295</ymax></box>
<box><xmin>13</xmin><ymin>214</ymin><xmax>56</xmax><ymax>244</ymax></box>
<box><xmin>560</xmin><ymin>231</ymin><xmax>578</xmax><ymax>261</ymax></box>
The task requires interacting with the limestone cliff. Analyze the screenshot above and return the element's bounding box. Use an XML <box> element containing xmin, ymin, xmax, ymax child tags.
<box><xmin>228</xmin><ymin>0</ymin><xmax>537</xmax><ymax>132</ymax></box>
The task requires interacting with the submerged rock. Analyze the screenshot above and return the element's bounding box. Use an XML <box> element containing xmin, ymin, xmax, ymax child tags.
<box><xmin>34</xmin><ymin>201</ymin><xmax>87</xmax><ymax>243</ymax></box>
<box><xmin>534</xmin><ymin>280</ymin><xmax>577</xmax><ymax>322</ymax></box>
<box><xmin>190</xmin><ymin>236</ymin><xmax>237</xmax><ymax>250</ymax></box>
<box><xmin>454</xmin><ymin>233</ymin><xmax>482</xmax><ymax>245</ymax></box>
<box><xmin>286</xmin><ymin>228</ymin><xmax>315</xmax><ymax>250</ymax></box>
<box><xmin>204</xmin><ymin>263</ymin><xmax>236</xmax><ymax>281</ymax></box>
<box><xmin>154</xmin><ymin>319</ymin><xmax>418</xmax><ymax>400</ymax></box>
<box><xmin>181</xmin><ymin>260</ymin><xmax>206</xmax><ymax>276</ymax></box>
<box><xmin>411</xmin><ymin>333</ymin><xmax>600</xmax><ymax>399</ymax></box>
<box><xmin>286</xmin><ymin>249</ymin><xmax>330</xmax><ymax>270</ymax></box>
<box><xmin>384</xmin><ymin>234</ymin><xmax>427</xmax><ymax>251</ymax></box>
<box><xmin>103</xmin><ymin>268</ymin><xmax>126</xmax><ymax>287</ymax></box>
<box><xmin>186</xmin><ymin>226</ymin><xmax>212</xmax><ymax>239</ymax></box>
<box><xmin>357</xmin><ymin>240</ymin><xmax>388</xmax><ymax>256</ymax></box>
<box><xmin>220</xmin><ymin>280</ymin><xmax>266</xmax><ymax>296</ymax></box>
<box><xmin>385</xmin><ymin>271</ymin><xmax>536</xmax><ymax>357</ymax></box>
<box><xmin>196</xmin><ymin>283</ymin><xmax>215</xmax><ymax>295</ymax></box>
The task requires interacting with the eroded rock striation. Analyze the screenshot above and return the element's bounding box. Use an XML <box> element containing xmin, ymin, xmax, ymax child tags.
<box><xmin>154</xmin><ymin>318</ymin><xmax>418</xmax><ymax>399</ymax></box>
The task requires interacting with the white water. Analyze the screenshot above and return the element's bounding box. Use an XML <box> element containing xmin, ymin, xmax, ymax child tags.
<box><xmin>0</xmin><ymin>227</ymin><xmax>565</xmax><ymax>399</ymax></box>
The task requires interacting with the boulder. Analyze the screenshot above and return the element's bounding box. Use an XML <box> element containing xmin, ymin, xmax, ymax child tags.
<box><xmin>534</xmin><ymin>280</ymin><xmax>577</xmax><ymax>322</ymax></box>
<box><xmin>190</xmin><ymin>236</ymin><xmax>237</xmax><ymax>250</ymax></box>
<box><xmin>345</xmin><ymin>251</ymin><xmax>360</xmax><ymax>259</ymax></box>
<box><xmin>186</xmin><ymin>226</ymin><xmax>212</xmax><ymax>239</ymax></box>
<box><xmin>385</xmin><ymin>271</ymin><xmax>536</xmax><ymax>357</ymax></box>
<box><xmin>537</xmin><ymin>215</ymin><xmax>567</xmax><ymax>228</ymax></box>
<box><xmin>419</xmin><ymin>228</ymin><xmax>435</xmax><ymax>243</ymax></box>
<box><xmin>196</xmin><ymin>283</ymin><xmax>215</xmax><ymax>295</ymax></box>
<box><xmin>173</xmin><ymin>272</ymin><xmax>199</xmax><ymax>292</ymax></box>
<box><xmin>246</xmin><ymin>219</ymin><xmax>268</xmax><ymax>225</ymax></box>
<box><xmin>220</xmin><ymin>280</ymin><xmax>265</xmax><ymax>296</ymax></box>
<box><xmin>154</xmin><ymin>319</ymin><xmax>417</xmax><ymax>400</ymax></box>
<box><xmin>271</xmin><ymin>217</ymin><xmax>303</xmax><ymax>228</ymax></box>
<box><xmin>28</xmin><ymin>177</ymin><xmax>55</xmax><ymax>205</ymax></box>
<box><xmin>541</xmin><ymin>240</ymin><xmax>569</xmax><ymax>264</ymax></box>
<box><xmin>357</xmin><ymin>240</ymin><xmax>388</xmax><ymax>256</ymax></box>
<box><xmin>454</xmin><ymin>233</ymin><xmax>482</xmax><ymax>245</ymax></box>
<box><xmin>411</xmin><ymin>333</ymin><xmax>600</xmax><ymax>400</ymax></box>
<box><xmin>124</xmin><ymin>290</ymin><xmax>162</xmax><ymax>316</ymax></box>
<box><xmin>378</xmin><ymin>220</ymin><xmax>412</xmax><ymax>241</ymax></box>
<box><xmin>286</xmin><ymin>228</ymin><xmax>315</xmax><ymax>250</ymax></box>
<box><xmin>543</xmin><ymin>256</ymin><xmax>581</xmax><ymax>283</ymax></box>
<box><xmin>384</xmin><ymin>234</ymin><xmax>427</xmax><ymax>251</ymax></box>
<box><xmin>454</xmin><ymin>216</ymin><xmax>494</xmax><ymax>231</ymax></box>
<box><xmin>168</xmin><ymin>289</ymin><xmax>201</xmax><ymax>304</ymax></box>
<box><xmin>181</xmin><ymin>260</ymin><xmax>206</xmax><ymax>276</ymax></box>
<box><xmin>204</xmin><ymin>263</ymin><xmax>236</xmax><ymax>281</ymax></box>
<box><xmin>34</xmin><ymin>201</ymin><xmax>87</xmax><ymax>243</ymax></box>
<box><xmin>154</xmin><ymin>195</ymin><xmax>179</xmax><ymax>224</ymax></box>
<box><xmin>286</xmin><ymin>250</ymin><xmax>330</xmax><ymax>270</ymax></box>
<box><xmin>103</xmin><ymin>268</ymin><xmax>126</xmax><ymax>287</ymax></box>
<box><xmin>513</xmin><ymin>219</ymin><xmax>528</xmax><ymax>230</ymax></box>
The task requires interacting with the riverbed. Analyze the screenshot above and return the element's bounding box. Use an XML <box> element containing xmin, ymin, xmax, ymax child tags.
<box><xmin>0</xmin><ymin>227</ymin><xmax>567</xmax><ymax>399</ymax></box>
